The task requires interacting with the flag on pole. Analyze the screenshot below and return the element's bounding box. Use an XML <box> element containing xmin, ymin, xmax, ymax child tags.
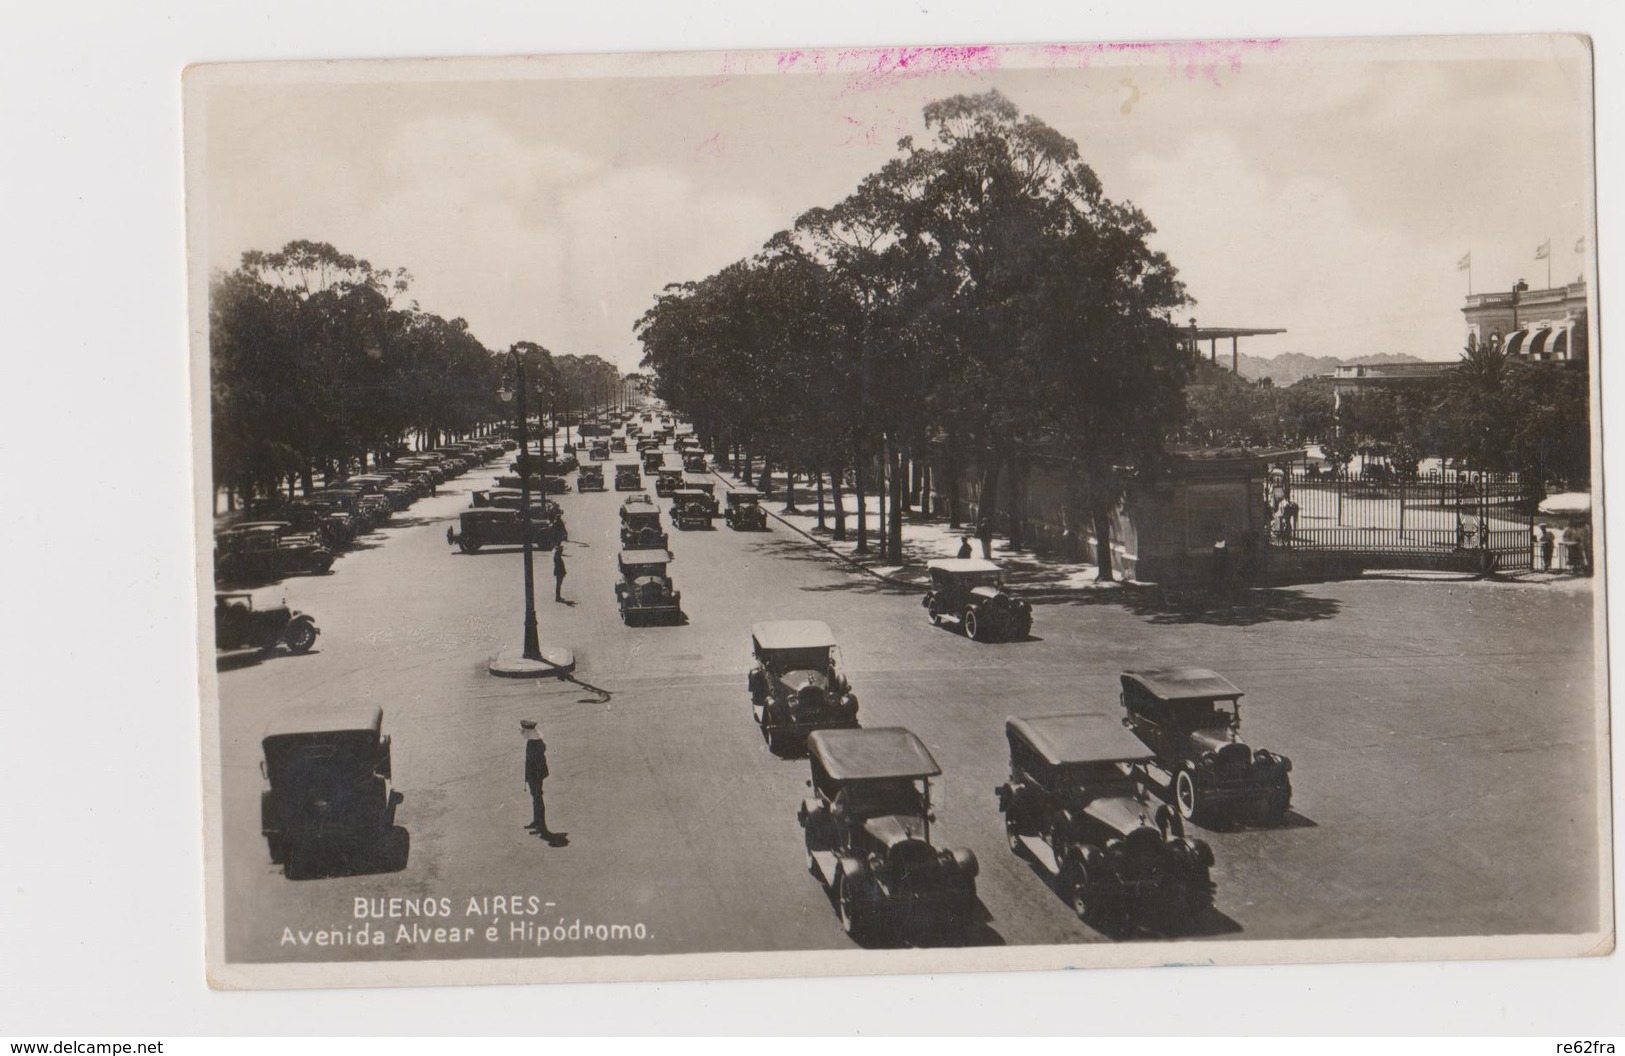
<box><xmin>1535</xmin><ymin>239</ymin><xmax>1551</xmax><ymax>260</ymax></box>
<box><xmin>1575</xmin><ymin>236</ymin><xmax>1586</xmax><ymax>254</ymax></box>
<box><xmin>1457</xmin><ymin>252</ymin><xmax>1471</xmax><ymax>271</ymax></box>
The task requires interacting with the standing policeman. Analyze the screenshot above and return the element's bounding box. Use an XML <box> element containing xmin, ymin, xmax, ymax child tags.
<box><xmin>520</xmin><ymin>719</ymin><xmax>563</xmax><ymax>843</ymax></box>
<box><xmin>553</xmin><ymin>542</ymin><xmax>567</xmax><ymax>602</ymax></box>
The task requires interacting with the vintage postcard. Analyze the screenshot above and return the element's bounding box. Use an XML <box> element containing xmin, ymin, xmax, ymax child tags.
<box><xmin>186</xmin><ymin>35</ymin><xmax>1610</xmax><ymax>989</ymax></box>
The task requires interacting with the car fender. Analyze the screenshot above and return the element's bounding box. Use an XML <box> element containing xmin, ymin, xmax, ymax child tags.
<box><xmin>949</xmin><ymin>847</ymin><xmax>979</xmax><ymax>879</ymax></box>
<box><xmin>834</xmin><ymin>854</ymin><xmax>870</xmax><ymax>885</ymax></box>
<box><xmin>288</xmin><ymin>614</ymin><xmax>319</xmax><ymax>637</ymax></box>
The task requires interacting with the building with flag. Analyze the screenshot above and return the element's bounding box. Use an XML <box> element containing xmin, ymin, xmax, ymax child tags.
<box><xmin>1462</xmin><ymin>278</ymin><xmax>1588</xmax><ymax>362</ymax></box>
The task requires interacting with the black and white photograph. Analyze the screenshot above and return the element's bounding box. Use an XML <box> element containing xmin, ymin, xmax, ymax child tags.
<box><xmin>183</xmin><ymin>35</ymin><xmax>1610</xmax><ymax>990</ymax></box>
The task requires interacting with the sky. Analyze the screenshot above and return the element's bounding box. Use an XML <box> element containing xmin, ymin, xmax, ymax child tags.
<box><xmin>195</xmin><ymin>36</ymin><xmax>1596</xmax><ymax>372</ymax></box>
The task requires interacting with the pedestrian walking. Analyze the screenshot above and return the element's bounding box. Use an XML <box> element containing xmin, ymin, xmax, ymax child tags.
<box><xmin>956</xmin><ymin>535</ymin><xmax>973</xmax><ymax>559</ymax></box>
<box><xmin>520</xmin><ymin>719</ymin><xmax>564</xmax><ymax>843</ymax></box>
<box><xmin>1538</xmin><ymin>523</ymin><xmax>1556</xmax><ymax>572</ymax></box>
<box><xmin>553</xmin><ymin>542</ymin><xmax>567</xmax><ymax>601</ymax></box>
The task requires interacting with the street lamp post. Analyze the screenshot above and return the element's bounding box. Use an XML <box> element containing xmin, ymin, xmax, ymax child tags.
<box><xmin>489</xmin><ymin>346</ymin><xmax>574</xmax><ymax>679</ymax></box>
<box><xmin>510</xmin><ymin>352</ymin><xmax>542</xmax><ymax>660</ymax></box>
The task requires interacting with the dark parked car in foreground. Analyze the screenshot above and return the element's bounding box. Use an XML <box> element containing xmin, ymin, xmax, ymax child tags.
<box><xmin>1120</xmin><ymin>668</ymin><xmax>1293</xmax><ymax>826</ymax></box>
<box><xmin>215</xmin><ymin>590</ymin><xmax>318</xmax><ymax>662</ymax></box>
<box><xmin>655</xmin><ymin>467</ymin><xmax>684</xmax><ymax>497</ymax></box>
<box><xmin>995</xmin><ymin>712</ymin><xmax>1215</xmax><ymax>930</ymax></box>
<box><xmin>614</xmin><ymin>549</ymin><xmax>682</xmax><ymax>625</ymax></box>
<box><xmin>922</xmin><ymin>558</ymin><xmax>1032</xmax><ymax>642</ymax></box>
<box><xmin>446</xmin><ymin>507</ymin><xmax>567</xmax><ymax>554</ymax></box>
<box><xmin>798</xmin><ymin>728</ymin><xmax>978</xmax><ymax>939</ymax></box>
<box><xmin>614</xmin><ymin>464</ymin><xmax>642</xmax><ymax>491</ymax></box>
<box><xmin>748</xmin><ymin>620</ymin><xmax>860</xmax><ymax>754</ymax></box>
<box><xmin>260</xmin><ymin>706</ymin><xmax>399</xmax><ymax>880</ymax></box>
<box><xmin>577</xmin><ymin>465</ymin><xmax>606</xmax><ymax>491</ymax></box>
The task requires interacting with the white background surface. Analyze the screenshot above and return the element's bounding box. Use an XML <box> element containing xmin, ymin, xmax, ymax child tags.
<box><xmin>1</xmin><ymin>0</ymin><xmax>1620</xmax><ymax>1036</ymax></box>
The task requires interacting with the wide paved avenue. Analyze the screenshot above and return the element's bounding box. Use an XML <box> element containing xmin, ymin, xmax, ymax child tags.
<box><xmin>218</xmin><ymin>455</ymin><xmax>1602</xmax><ymax>963</ymax></box>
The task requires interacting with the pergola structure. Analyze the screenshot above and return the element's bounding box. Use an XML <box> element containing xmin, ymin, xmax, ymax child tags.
<box><xmin>1178</xmin><ymin>319</ymin><xmax>1288</xmax><ymax>374</ymax></box>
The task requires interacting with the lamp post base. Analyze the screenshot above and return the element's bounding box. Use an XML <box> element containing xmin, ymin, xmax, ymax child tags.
<box><xmin>488</xmin><ymin>646</ymin><xmax>577</xmax><ymax>679</ymax></box>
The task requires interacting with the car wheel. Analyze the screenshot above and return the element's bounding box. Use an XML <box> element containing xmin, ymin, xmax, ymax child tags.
<box><xmin>765</xmin><ymin>727</ymin><xmax>782</xmax><ymax>755</ymax></box>
<box><xmin>1005</xmin><ymin>819</ymin><xmax>1025</xmax><ymax>856</ymax></box>
<box><xmin>962</xmin><ymin>608</ymin><xmax>982</xmax><ymax>641</ymax></box>
<box><xmin>459</xmin><ymin>540</ymin><xmax>481</xmax><ymax>554</ymax></box>
<box><xmin>265</xmin><ymin>835</ymin><xmax>285</xmax><ymax>865</ymax></box>
<box><xmin>835</xmin><ymin>870</ymin><xmax>868</xmax><ymax>938</ymax></box>
<box><xmin>1175</xmin><ymin>768</ymin><xmax>1202</xmax><ymax>823</ymax></box>
<box><xmin>1064</xmin><ymin>859</ymin><xmax>1093</xmax><ymax>922</ymax></box>
<box><xmin>927</xmin><ymin>600</ymin><xmax>941</xmax><ymax>626</ymax></box>
<box><xmin>284</xmin><ymin>621</ymin><xmax>317</xmax><ymax>654</ymax></box>
<box><xmin>283</xmin><ymin>837</ymin><xmax>311</xmax><ymax>880</ymax></box>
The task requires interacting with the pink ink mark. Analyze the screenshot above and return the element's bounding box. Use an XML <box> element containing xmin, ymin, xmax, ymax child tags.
<box><xmin>694</xmin><ymin>131</ymin><xmax>724</xmax><ymax>159</ymax></box>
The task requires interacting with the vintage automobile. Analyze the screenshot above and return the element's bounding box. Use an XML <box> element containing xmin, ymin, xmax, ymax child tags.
<box><xmin>446</xmin><ymin>507</ymin><xmax>567</xmax><ymax>554</ymax></box>
<box><xmin>511</xmin><ymin>452</ymin><xmax>576</xmax><ymax>476</ymax></box>
<box><xmin>620</xmin><ymin>496</ymin><xmax>669</xmax><ymax>549</ymax></box>
<box><xmin>637</xmin><ymin>438</ymin><xmax>662</xmax><ymax>456</ymax></box>
<box><xmin>577</xmin><ymin>465</ymin><xmax>607</xmax><ymax>492</ymax></box>
<box><xmin>798</xmin><ymin>727</ymin><xmax>978</xmax><ymax>938</ymax></box>
<box><xmin>589</xmin><ymin>440</ymin><xmax>610</xmax><ymax>461</ymax></box>
<box><xmin>215</xmin><ymin>590</ymin><xmax>319</xmax><ymax>661</ymax></box>
<box><xmin>614</xmin><ymin>464</ymin><xmax>643</xmax><ymax>491</ymax></box>
<box><xmin>681</xmin><ymin>450</ymin><xmax>708</xmax><ymax>473</ymax></box>
<box><xmin>748</xmin><ymin>620</ymin><xmax>860</xmax><ymax>753</ymax></box>
<box><xmin>1119</xmin><ymin>668</ymin><xmax>1293</xmax><ymax>826</ymax></box>
<box><xmin>654</xmin><ymin>467</ymin><xmax>685</xmax><ymax>498</ymax></box>
<box><xmin>215</xmin><ymin>522</ymin><xmax>335</xmax><ymax>584</ymax></box>
<box><xmin>922</xmin><ymin>559</ymin><xmax>1032</xmax><ymax>642</ymax></box>
<box><xmin>668</xmin><ymin>488</ymin><xmax>716</xmax><ymax>530</ymax></box>
<box><xmin>724</xmin><ymin>488</ymin><xmax>769</xmax><ymax>531</ymax></box>
<box><xmin>609</xmin><ymin>435</ymin><xmax>629</xmax><ymax>453</ymax></box>
<box><xmin>614</xmin><ymin>549</ymin><xmax>682</xmax><ymax>625</ymax></box>
<box><xmin>491</xmin><ymin>472</ymin><xmax>550</xmax><ymax>492</ymax></box>
<box><xmin>681</xmin><ymin>477</ymin><xmax>718</xmax><ymax>510</ymax></box>
<box><xmin>471</xmin><ymin>489</ymin><xmax>561</xmax><ymax>519</ymax></box>
<box><xmin>260</xmin><ymin>705</ymin><xmax>397</xmax><ymax>879</ymax></box>
<box><xmin>641</xmin><ymin>449</ymin><xmax>665</xmax><ymax>474</ymax></box>
<box><xmin>994</xmin><ymin>712</ymin><xmax>1216</xmax><ymax>929</ymax></box>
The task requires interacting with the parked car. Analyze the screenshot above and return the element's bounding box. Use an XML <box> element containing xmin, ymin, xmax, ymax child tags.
<box><xmin>446</xmin><ymin>507</ymin><xmax>567</xmax><ymax>554</ymax></box>
<box><xmin>995</xmin><ymin>712</ymin><xmax>1215</xmax><ymax>929</ymax></box>
<box><xmin>620</xmin><ymin>496</ymin><xmax>669</xmax><ymax>549</ymax></box>
<box><xmin>669</xmin><ymin>489</ymin><xmax>716</xmax><ymax>530</ymax></box>
<box><xmin>682</xmin><ymin>477</ymin><xmax>718</xmax><ymax>511</ymax></box>
<box><xmin>260</xmin><ymin>705</ymin><xmax>397</xmax><ymax>879</ymax></box>
<box><xmin>922</xmin><ymin>559</ymin><xmax>1032</xmax><ymax>642</ymax></box>
<box><xmin>724</xmin><ymin>488</ymin><xmax>768</xmax><ymax>531</ymax></box>
<box><xmin>748</xmin><ymin>620</ymin><xmax>859</xmax><ymax>754</ymax></box>
<box><xmin>589</xmin><ymin>441</ymin><xmax>610</xmax><ymax>461</ymax></box>
<box><xmin>681</xmin><ymin>451</ymin><xmax>708</xmax><ymax>473</ymax></box>
<box><xmin>655</xmin><ymin>467</ymin><xmax>685</xmax><ymax>498</ymax></box>
<box><xmin>614</xmin><ymin>549</ymin><xmax>682</xmax><ymax>625</ymax></box>
<box><xmin>215</xmin><ymin>590</ymin><xmax>318</xmax><ymax>661</ymax></box>
<box><xmin>577</xmin><ymin>465</ymin><xmax>607</xmax><ymax>492</ymax></box>
<box><xmin>610</xmin><ymin>436</ymin><xmax>629</xmax><ymax>453</ymax></box>
<box><xmin>540</xmin><ymin>475</ymin><xmax>570</xmax><ymax>495</ymax></box>
<box><xmin>1119</xmin><ymin>668</ymin><xmax>1293</xmax><ymax>826</ymax></box>
<box><xmin>798</xmin><ymin>727</ymin><xmax>978</xmax><ymax>939</ymax></box>
<box><xmin>215</xmin><ymin>522</ymin><xmax>335</xmax><ymax>584</ymax></box>
<box><xmin>492</xmin><ymin>473</ymin><xmax>549</xmax><ymax>492</ymax></box>
<box><xmin>642</xmin><ymin>449</ymin><xmax>665</xmax><ymax>474</ymax></box>
<box><xmin>614</xmin><ymin>464</ymin><xmax>643</xmax><ymax>491</ymax></box>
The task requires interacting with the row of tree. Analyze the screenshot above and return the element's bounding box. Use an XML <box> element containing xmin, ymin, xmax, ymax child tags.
<box><xmin>211</xmin><ymin>240</ymin><xmax>626</xmax><ymax>505</ymax></box>
<box><xmin>636</xmin><ymin>91</ymin><xmax>1191</xmax><ymax>573</ymax></box>
<box><xmin>1182</xmin><ymin>347</ymin><xmax>1590</xmax><ymax>488</ymax></box>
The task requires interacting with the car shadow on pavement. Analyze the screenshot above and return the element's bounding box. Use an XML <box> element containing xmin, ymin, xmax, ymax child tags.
<box><xmin>1032</xmin><ymin>585</ymin><xmax>1342</xmax><ymax>627</ymax></box>
<box><xmin>1190</xmin><ymin>809</ymin><xmax>1319</xmax><ymax>834</ymax></box>
<box><xmin>288</xmin><ymin>825</ymin><xmax>411</xmax><ymax>881</ymax></box>
<box><xmin>846</xmin><ymin>902</ymin><xmax>1007</xmax><ymax>950</ymax></box>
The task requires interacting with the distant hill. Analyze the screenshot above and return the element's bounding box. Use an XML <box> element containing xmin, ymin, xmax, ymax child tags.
<box><xmin>1233</xmin><ymin>351</ymin><xmax>1431</xmax><ymax>386</ymax></box>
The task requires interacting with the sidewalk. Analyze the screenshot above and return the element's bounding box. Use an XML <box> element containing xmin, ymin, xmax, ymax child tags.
<box><xmin>708</xmin><ymin>460</ymin><xmax>1593</xmax><ymax>598</ymax></box>
<box><xmin>709</xmin><ymin>462</ymin><xmax>1123</xmax><ymax>598</ymax></box>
